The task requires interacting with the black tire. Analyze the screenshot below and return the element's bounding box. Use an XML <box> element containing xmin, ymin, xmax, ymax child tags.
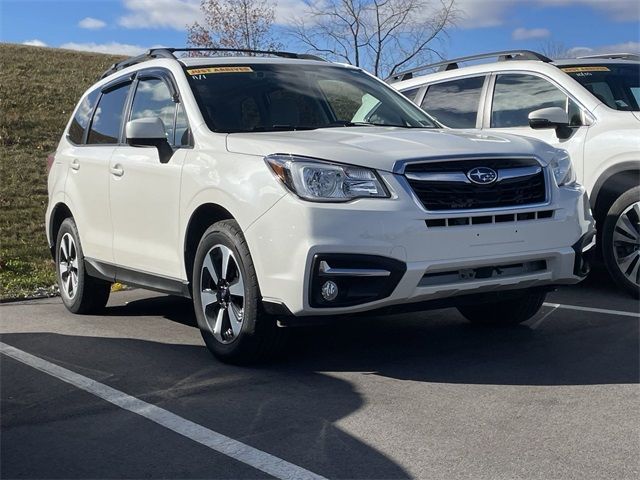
<box><xmin>457</xmin><ymin>290</ymin><xmax>546</xmax><ymax>325</ymax></box>
<box><xmin>602</xmin><ymin>186</ymin><xmax>640</xmax><ymax>298</ymax></box>
<box><xmin>192</xmin><ymin>219</ymin><xmax>287</xmax><ymax>364</ymax></box>
<box><xmin>56</xmin><ymin>218</ymin><xmax>111</xmax><ymax>314</ymax></box>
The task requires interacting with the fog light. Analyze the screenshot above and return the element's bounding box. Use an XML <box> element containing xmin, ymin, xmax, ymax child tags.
<box><xmin>321</xmin><ymin>280</ymin><xmax>339</xmax><ymax>301</ymax></box>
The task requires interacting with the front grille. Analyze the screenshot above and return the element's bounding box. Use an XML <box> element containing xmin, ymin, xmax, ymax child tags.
<box><xmin>404</xmin><ymin>158</ymin><xmax>546</xmax><ymax>211</ymax></box>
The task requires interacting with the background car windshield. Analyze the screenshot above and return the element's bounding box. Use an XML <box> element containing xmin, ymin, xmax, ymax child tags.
<box><xmin>562</xmin><ymin>64</ymin><xmax>640</xmax><ymax>111</ymax></box>
<box><xmin>186</xmin><ymin>63</ymin><xmax>436</xmax><ymax>132</ymax></box>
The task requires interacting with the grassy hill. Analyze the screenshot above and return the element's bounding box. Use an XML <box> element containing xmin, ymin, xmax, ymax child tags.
<box><xmin>0</xmin><ymin>44</ymin><xmax>124</xmax><ymax>298</ymax></box>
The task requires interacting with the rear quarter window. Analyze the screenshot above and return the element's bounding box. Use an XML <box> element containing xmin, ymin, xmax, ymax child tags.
<box><xmin>67</xmin><ymin>89</ymin><xmax>100</xmax><ymax>144</ymax></box>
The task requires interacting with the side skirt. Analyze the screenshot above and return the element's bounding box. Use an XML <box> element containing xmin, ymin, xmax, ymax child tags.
<box><xmin>84</xmin><ymin>258</ymin><xmax>191</xmax><ymax>298</ymax></box>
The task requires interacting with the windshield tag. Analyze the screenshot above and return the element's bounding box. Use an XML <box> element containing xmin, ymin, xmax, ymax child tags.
<box><xmin>187</xmin><ymin>66</ymin><xmax>254</xmax><ymax>75</ymax></box>
<box><xmin>561</xmin><ymin>66</ymin><xmax>610</xmax><ymax>73</ymax></box>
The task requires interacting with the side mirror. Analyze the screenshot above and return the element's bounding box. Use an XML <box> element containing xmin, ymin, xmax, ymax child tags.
<box><xmin>528</xmin><ymin>107</ymin><xmax>572</xmax><ymax>140</ymax></box>
<box><xmin>125</xmin><ymin>117</ymin><xmax>173</xmax><ymax>163</ymax></box>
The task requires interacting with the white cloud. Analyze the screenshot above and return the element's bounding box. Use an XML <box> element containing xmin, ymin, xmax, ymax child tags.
<box><xmin>568</xmin><ymin>41</ymin><xmax>640</xmax><ymax>58</ymax></box>
<box><xmin>59</xmin><ymin>41</ymin><xmax>148</xmax><ymax>56</ymax></box>
<box><xmin>78</xmin><ymin>17</ymin><xmax>107</xmax><ymax>29</ymax></box>
<box><xmin>512</xmin><ymin>27</ymin><xmax>550</xmax><ymax>41</ymax></box>
<box><xmin>22</xmin><ymin>39</ymin><xmax>47</xmax><ymax>47</ymax></box>
<box><xmin>118</xmin><ymin>0</ymin><xmax>202</xmax><ymax>30</ymax></box>
<box><xmin>455</xmin><ymin>0</ymin><xmax>517</xmax><ymax>29</ymax></box>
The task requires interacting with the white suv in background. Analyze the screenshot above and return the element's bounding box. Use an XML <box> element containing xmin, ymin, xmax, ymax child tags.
<box><xmin>391</xmin><ymin>50</ymin><xmax>640</xmax><ymax>297</ymax></box>
<box><xmin>47</xmin><ymin>48</ymin><xmax>594</xmax><ymax>363</ymax></box>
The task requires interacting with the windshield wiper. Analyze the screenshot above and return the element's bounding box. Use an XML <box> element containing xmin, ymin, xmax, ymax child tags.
<box><xmin>324</xmin><ymin>120</ymin><xmax>423</xmax><ymax>129</ymax></box>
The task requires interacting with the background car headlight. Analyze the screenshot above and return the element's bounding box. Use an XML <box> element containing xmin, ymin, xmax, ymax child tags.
<box><xmin>265</xmin><ymin>154</ymin><xmax>389</xmax><ymax>201</ymax></box>
<box><xmin>550</xmin><ymin>151</ymin><xmax>576</xmax><ymax>186</ymax></box>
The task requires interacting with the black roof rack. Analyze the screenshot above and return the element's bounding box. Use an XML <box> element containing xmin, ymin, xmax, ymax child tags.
<box><xmin>576</xmin><ymin>53</ymin><xmax>640</xmax><ymax>61</ymax></box>
<box><xmin>101</xmin><ymin>47</ymin><xmax>326</xmax><ymax>79</ymax></box>
<box><xmin>386</xmin><ymin>50</ymin><xmax>552</xmax><ymax>83</ymax></box>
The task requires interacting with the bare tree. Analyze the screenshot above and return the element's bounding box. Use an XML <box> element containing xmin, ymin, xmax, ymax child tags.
<box><xmin>187</xmin><ymin>0</ymin><xmax>281</xmax><ymax>52</ymax></box>
<box><xmin>290</xmin><ymin>0</ymin><xmax>457</xmax><ymax>78</ymax></box>
<box><xmin>540</xmin><ymin>40</ymin><xmax>572</xmax><ymax>60</ymax></box>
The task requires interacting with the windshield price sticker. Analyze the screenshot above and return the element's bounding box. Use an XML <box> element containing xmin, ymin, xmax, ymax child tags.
<box><xmin>187</xmin><ymin>66</ymin><xmax>254</xmax><ymax>75</ymax></box>
<box><xmin>561</xmin><ymin>66</ymin><xmax>610</xmax><ymax>73</ymax></box>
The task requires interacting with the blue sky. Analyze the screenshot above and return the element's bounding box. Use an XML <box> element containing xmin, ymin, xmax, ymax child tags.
<box><xmin>1</xmin><ymin>0</ymin><xmax>639</xmax><ymax>62</ymax></box>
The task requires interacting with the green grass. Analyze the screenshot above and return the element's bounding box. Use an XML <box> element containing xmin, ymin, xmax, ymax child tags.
<box><xmin>0</xmin><ymin>44</ymin><xmax>123</xmax><ymax>299</ymax></box>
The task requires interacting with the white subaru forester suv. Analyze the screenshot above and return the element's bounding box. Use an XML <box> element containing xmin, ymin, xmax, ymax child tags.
<box><xmin>391</xmin><ymin>50</ymin><xmax>640</xmax><ymax>297</ymax></box>
<box><xmin>46</xmin><ymin>48</ymin><xmax>595</xmax><ymax>363</ymax></box>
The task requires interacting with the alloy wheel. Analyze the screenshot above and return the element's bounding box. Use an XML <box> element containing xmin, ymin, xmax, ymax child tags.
<box><xmin>59</xmin><ymin>232</ymin><xmax>79</xmax><ymax>299</ymax></box>
<box><xmin>612</xmin><ymin>201</ymin><xmax>640</xmax><ymax>287</ymax></box>
<box><xmin>200</xmin><ymin>244</ymin><xmax>245</xmax><ymax>344</ymax></box>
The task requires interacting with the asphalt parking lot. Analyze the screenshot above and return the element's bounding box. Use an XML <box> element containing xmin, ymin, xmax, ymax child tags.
<box><xmin>1</xmin><ymin>266</ymin><xmax>638</xmax><ymax>480</ymax></box>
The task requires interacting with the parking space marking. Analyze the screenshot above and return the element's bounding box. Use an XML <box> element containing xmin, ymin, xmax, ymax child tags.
<box><xmin>543</xmin><ymin>303</ymin><xmax>639</xmax><ymax>318</ymax></box>
<box><xmin>530</xmin><ymin>304</ymin><xmax>559</xmax><ymax>330</ymax></box>
<box><xmin>0</xmin><ymin>342</ymin><xmax>327</xmax><ymax>480</ymax></box>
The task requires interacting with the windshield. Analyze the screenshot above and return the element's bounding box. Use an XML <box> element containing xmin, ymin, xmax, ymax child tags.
<box><xmin>185</xmin><ymin>63</ymin><xmax>437</xmax><ymax>133</ymax></box>
<box><xmin>561</xmin><ymin>63</ymin><xmax>640</xmax><ymax>111</ymax></box>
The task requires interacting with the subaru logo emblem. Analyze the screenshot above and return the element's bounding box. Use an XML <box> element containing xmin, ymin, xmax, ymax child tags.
<box><xmin>467</xmin><ymin>167</ymin><xmax>498</xmax><ymax>185</ymax></box>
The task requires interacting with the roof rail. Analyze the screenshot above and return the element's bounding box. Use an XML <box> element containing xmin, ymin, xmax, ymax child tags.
<box><xmin>386</xmin><ymin>50</ymin><xmax>552</xmax><ymax>83</ymax></box>
<box><xmin>101</xmin><ymin>47</ymin><xmax>326</xmax><ymax>79</ymax></box>
<box><xmin>576</xmin><ymin>53</ymin><xmax>640</xmax><ymax>61</ymax></box>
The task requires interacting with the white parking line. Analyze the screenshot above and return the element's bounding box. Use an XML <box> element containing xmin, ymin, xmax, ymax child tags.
<box><xmin>0</xmin><ymin>342</ymin><xmax>326</xmax><ymax>480</ymax></box>
<box><xmin>530</xmin><ymin>304</ymin><xmax>559</xmax><ymax>330</ymax></box>
<box><xmin>543</xmin><ymin>303</ymin><xmax>640</xmax><ymax>318</ymax></box>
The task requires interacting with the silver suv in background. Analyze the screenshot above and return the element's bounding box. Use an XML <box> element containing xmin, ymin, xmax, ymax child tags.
<box><xmin>391</xmin><ymin>51</ymin><xmax>640</xmax><ymax>297</ymax></box>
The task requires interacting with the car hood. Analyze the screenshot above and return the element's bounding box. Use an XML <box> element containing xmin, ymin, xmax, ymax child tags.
<box><xmin>225</xmin><ymin>127</ymin><xmax>557</xmax><ymax>172</ymax></box>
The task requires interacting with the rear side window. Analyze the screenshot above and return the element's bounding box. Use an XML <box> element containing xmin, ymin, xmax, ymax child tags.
<box><xmin>87</xmin><ymin>83</ymin><xmax>131</xmax><ymax>144</ymax></box>
<box><xmin>400</xmin><ymin>87</ymin><xmax>420</xmax><ymax>102</ymax></box>
<box><xmin>130</xmin><ymin>78</ymin><xmax>177</xmax><ymax>144</ymax></box>
<box><xmin>491</xmin><ymin>74</ymin><xmax>581</xmax><ymax>127</ymax></box>
<box><xmin>421</xmin><ymin>76</ymin><xmax>485</xmax><ymax>128</ymax></box>
<box><xmin>68</xmin><ymin>89</ymin><xmax>99</xmax><ymax>144</ymax></box>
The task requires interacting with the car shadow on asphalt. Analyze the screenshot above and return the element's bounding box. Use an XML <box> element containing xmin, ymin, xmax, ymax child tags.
<box><xmin>100</xmin><ymin>289</ymin><xmax>637</xmax><ymax>387</ymax></box>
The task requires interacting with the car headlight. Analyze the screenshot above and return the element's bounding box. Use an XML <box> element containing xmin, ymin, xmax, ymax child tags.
<box><xmin>265</xmin><ymin>154</ymin><xmax>389</xmax><ymax>201</ymax></box>
<box><xmin>550</xmin><ymin>151</ymin><xmax>576</xmax><ymax>186</ymax></box>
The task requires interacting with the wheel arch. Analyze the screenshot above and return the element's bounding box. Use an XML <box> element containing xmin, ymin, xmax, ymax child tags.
<box><xmin>48</xmin><ymin>202</ymin><xmax>74</xmax><ymax>259</ymax></box>
<box><xmin>591</xmin><ymin>162</ymin><xmax>640</xmax><ymax>224</ymax></box>
<box><xmin>183</xmin><ymin>203</ymin><xmax>235</xmax><ymax>284</ymax></box>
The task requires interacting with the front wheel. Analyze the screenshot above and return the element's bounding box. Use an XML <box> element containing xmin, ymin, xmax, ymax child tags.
<box><xmin>602</xmin><ymin>187</ymin><xmax>640</xmax><ymax>298</ymax></box>
<box><xmin>457</xmin><ymin>291</ymin><xmax>546</xmax><ymax>325</ymax></box>
<box><xmin>192</xmin><ymin>220</ymin><xmax>287</xmax><ymax>364</ymax></box>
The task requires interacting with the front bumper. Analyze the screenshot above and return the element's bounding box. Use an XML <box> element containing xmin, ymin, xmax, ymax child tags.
<box><xmin>245</xmin><ymin>173</ymin><xmax>595</xmax><ymax>317</ymax></box>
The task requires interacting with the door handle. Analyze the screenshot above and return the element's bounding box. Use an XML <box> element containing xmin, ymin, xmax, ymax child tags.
<box><xmin>70</xmin><ymin>159</ymin><xmax>80</xmax><ymax>171</ymax></box>
<box><xmin>110</xmin><ymin>165</ymin><xmax>124</xmax><ymax>177</ymax></box>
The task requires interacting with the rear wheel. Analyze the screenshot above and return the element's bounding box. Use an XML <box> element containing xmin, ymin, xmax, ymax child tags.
<box><xmin>457</xmin><ymin>290</ymin><xmax>546</xmax><ymax>325</ymax></box>
<box><xmin>192</xmin><ymin>220</ymin><xmax>287</xmax><ymax>364</ymax></box>
<box><xmin>602</xmin><ymin>187</ymin><xmax>640</xmax><ymax>298</ymax></box>
<box><xmin>56</xmin><ymin>218</ymin><xmax>111</xmax><ymax>314</ymax></box>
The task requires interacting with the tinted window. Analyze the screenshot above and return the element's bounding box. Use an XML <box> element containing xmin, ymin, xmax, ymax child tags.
<box><xmin>130</xmin><ymin>78</ymin><xmax>177</xmax><ymax>144</ymax></box>
<box><xmin>68</xmin><ymin>89</ymin><xmax>99</xmax><ymax>144</ymax></box>
<box><xmin>491</xmin><ymin>74</ymin><xmax>581</xmax><ymax>127</ymax></box>
<box><xmin>561</xmin><ymin>64</ymin><xmax>640</xmax><ymax>111</ymax></box>
<box><xmin>421</xmin><ymin>76</ymin><xmax>485</xmax><ymax>128</ymax></box>
<box><xmin>400</xmin><ymin>87</ymin><xmax>420</xmax><ymax>102</ymax></box>
<box><xmin>186</xmin><ymin>64</ymin><xmax>435</xmax><ymax>132</ymax></box>
<box><xmin>87</xmin><ymin>83</ymin><xmax>131</xmax><ymax>144</ymax></box>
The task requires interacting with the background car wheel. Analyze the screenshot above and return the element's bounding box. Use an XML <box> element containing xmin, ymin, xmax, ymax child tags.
<box><xmin>192</xmin><ymin>219</ymin><xmax>287</xmax><ymax>364</ymax></box>
<box><xmin>56</xmin><ymin>218</ymin><xmax>111</xmax><ymax>314</ymax></box>
<box><xmin>457</xmin><ymin>290</ymin><xmax>546</xmax><ymax>325</ymax></box>
<box><xmin>602</xmin><ymin>187</ymin><xmax>640</xmax><ymax>299</ymax></box>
